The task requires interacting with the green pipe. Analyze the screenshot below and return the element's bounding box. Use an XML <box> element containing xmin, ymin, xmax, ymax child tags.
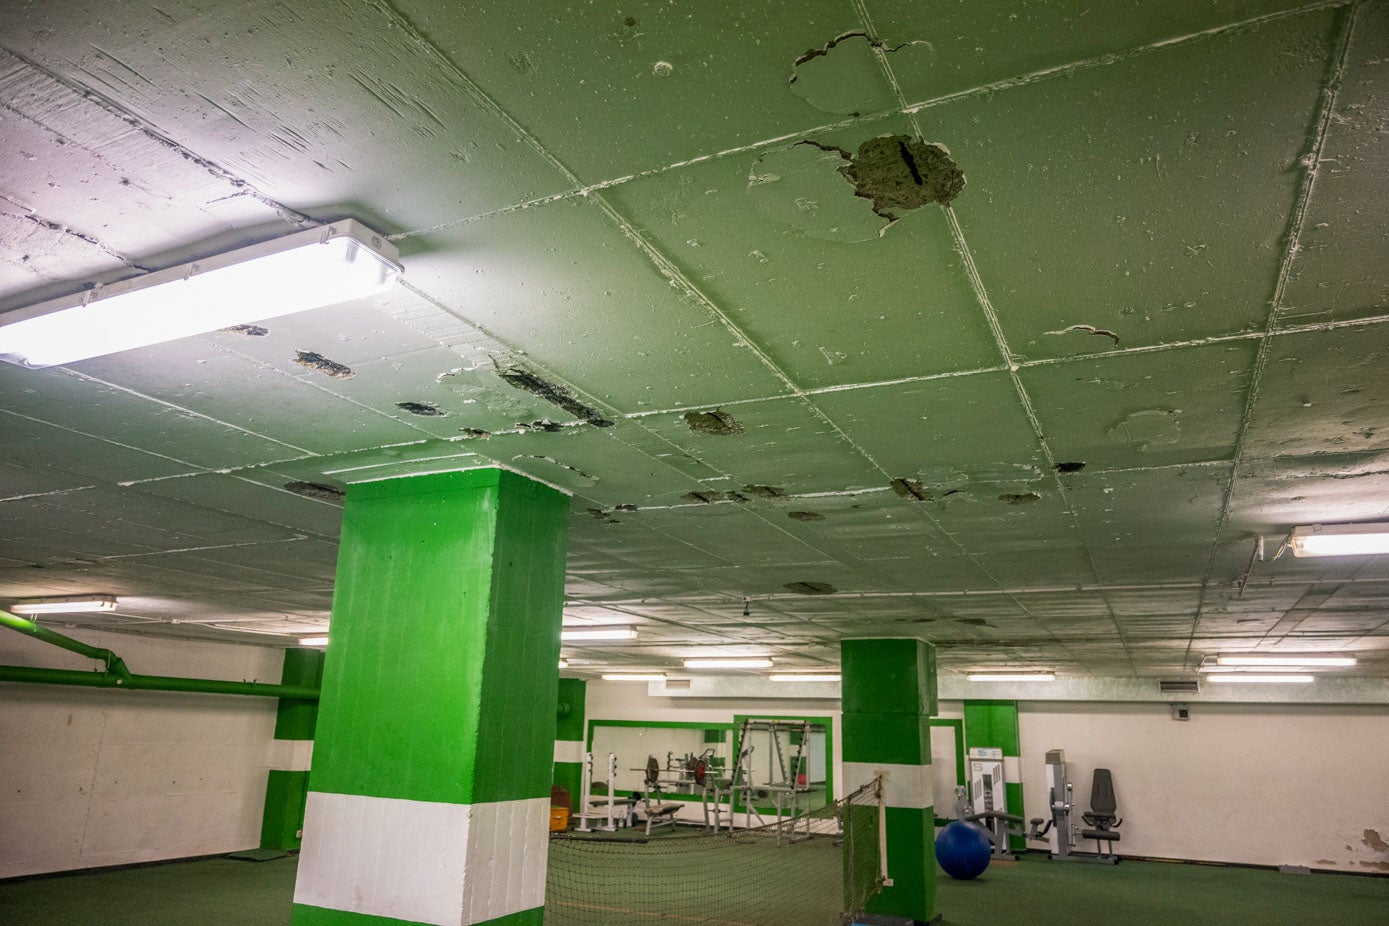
<box><xmin>0</xmin><ymin>610</ymin><xmax>131</xmax><ymax>677</ymax></box>
<box><xmin>0</xmin><ymin>665</ymin><xmax>319</xmax><ymax>700</ymax></box>
<box><xmin>0</xmin><ymin>608</ymin><xmax>318</xmax><ymax>700</ymax></box>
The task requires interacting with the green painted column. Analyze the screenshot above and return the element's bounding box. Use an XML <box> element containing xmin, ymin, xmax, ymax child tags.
<box><xmin>553</xmin><ymin>678</ymin><xmax>586</xmax><ymax>803</ymax></box>
<box><xmin>962</xmin><ymin>700</ymin><xmax>1025</xmax><ymax>853</ymax></box>
<box><xmin>261</xmin><ymin>647</ymin><xmax>324</xmax><ymax>850</ymax></box>
<box><xmin>291</xmin><ymin>469</ymin><xmax>569</xmax><ymax>926</ymax></box>
<box><xmin>840</xmin><ymin>639</ymin><xmax>937</xmax><ymax>924</ymax></box>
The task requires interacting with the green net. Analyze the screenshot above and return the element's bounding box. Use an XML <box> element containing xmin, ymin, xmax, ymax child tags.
<box><xmin>545</xmin><ymin>778</ymin><xmax>884</xmax><ymax>926</ymax></box>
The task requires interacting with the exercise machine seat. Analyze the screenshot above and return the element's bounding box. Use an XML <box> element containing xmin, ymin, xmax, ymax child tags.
<box><xmin>1080</xmin><ymin>768</ymin><xmax>1122</xmax><ymax>842</ymax></box>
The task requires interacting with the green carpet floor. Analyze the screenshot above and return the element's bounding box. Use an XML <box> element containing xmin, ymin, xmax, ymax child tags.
<box><xmin>1</xmin><ymin>853</ymin><xmax>1387</xmax><ymax>925</ymax></box>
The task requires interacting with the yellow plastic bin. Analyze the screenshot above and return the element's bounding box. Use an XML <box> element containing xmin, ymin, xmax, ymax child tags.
<box><xmin>549</xmin><ymin>806</ymin><xmax>570</xmax><ymax>832</ymax></box>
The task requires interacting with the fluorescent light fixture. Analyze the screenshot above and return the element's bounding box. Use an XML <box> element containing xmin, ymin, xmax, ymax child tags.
<box><xmin>1289</xmin><ymin>522</ymin><xmax>1389</xmax><ymax>558</ymax></box>
<box><xmin>1215</xmin><ymin>655</ymin><xmax>1355</xmax><ymax>668</ymax></box>
<box><xmin>558</xmin><ymin>659</ymin><xmax>569</xmax><ymax>669</ymax></box>
<box><xmin>967</xmin><ymin>672</ymin><xmax>1057</xmax><ymax>682</ymax></box>
<box><xmin>601</xmin><ymin>673</ymin><xmax>666</xmax><ymax>682</ymax></box>
<box><xmin>683</xmin><ymin>657</ymin><xmax>774</xmax><ymax>669</ymax></box>
<box><xmin>0</xmin><ymin>220</ymin><xmax>401</xmax><ymax>368</ymax></box>
<box><xmin>769</xmin><ymin>673</ymin><xmax>841</xmax><ymax>683</ymax></box>
<box><xmin>10</xmin><ymin>594</ymin><xmax>118</xmax><ymax>615</ymax></box>
<box><xmin>1205</xmin><ymin>674</ymin><xmax>1315</xmax><ymax>684</ymax></box>
<box><xmin>298</xmin><ymin>636</ymin><xmax>329</xmax><ymax>647</ymax></box>
<box><xmin>560</xmin><ymin>626</ymin><xmax>638</xmax><ymax>642</ymax></box>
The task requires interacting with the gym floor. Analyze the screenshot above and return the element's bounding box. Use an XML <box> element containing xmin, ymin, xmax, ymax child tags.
<box><xmin>1</xmin><ymin>854</ymin><xmax>1387</xmax><ymax>925</ymax></box>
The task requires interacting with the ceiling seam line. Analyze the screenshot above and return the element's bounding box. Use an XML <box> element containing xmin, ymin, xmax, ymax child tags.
<box><xmin>0</xmin><ymin>405</ymin><xmax>220</xmax><ymax>472</ymax></box>
<box><xmin>1181</xmin><ymin>0</ymin><xmax>1361</xmax><ymax>669</ymax></box>
<box><xmin>0</xmin><ymin>45</ymin><xmax>314</xmax><ymax>229</ymax></box>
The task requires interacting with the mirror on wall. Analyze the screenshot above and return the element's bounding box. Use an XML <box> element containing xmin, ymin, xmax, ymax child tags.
<box><xmin>587</xmin><ymin>722</ymin><xmax>733</xmax><ymax>796</ymax></box>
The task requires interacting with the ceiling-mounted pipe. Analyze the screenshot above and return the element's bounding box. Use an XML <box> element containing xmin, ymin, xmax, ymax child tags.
<box><xmin>0</xmin><ymin>609</ymin><xmax>318</xmax><ymax>700</ymax></box>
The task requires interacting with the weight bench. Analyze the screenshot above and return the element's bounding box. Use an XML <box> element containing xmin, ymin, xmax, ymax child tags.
<box><xmin>964</xmin><ymin>810</ymin><xmax>1028</xmax><ymax>859</ymax></box>
<box><xmin>1078</xmin><ymin>768</ymin><xmax>1122</xmax><ymax>859</ymax></box>
<box><xmin>644</xmin><ymin>802</ymin><xmax>681</xmax><ymax>836</ymax></box>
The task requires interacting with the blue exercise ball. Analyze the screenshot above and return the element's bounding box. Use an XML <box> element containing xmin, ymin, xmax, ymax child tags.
<box><xmin>936</xmin><ymin>821</ymin><xmax>992</xmax><ymax>880</ymax></box>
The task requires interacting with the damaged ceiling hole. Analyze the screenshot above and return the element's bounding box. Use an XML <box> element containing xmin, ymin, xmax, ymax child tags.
<box><xmin>498</xmin><ymin>367</ymin><xmax>614</xmax><ymax>428</ymax></box>
<box><xmin>396</xmin><ymin>401</ymin><xmax>444</xmax><ymax>417</ymax></box>
<box><xmin>1055</xmin><ymin>461</ymin><xmax>1087</xmax><ymax>474</ymax></box>
<box><xmin>588</xmin><ymin>508</ymin><xmax>621</xmax><ymax>524</ymax></box>
<box><xmin>684</xmin><ymin>409</ymin><xmax>744</xmax><ymax>436</ymax></box>
<box><xmin>998</xmin><ymin>492</ymin><xmax>1042</xmax><ymax>505</ymax></box>
<box><xmin>800</xmin><ymin>135</ymin><xmax>965</xmax><ymax>222</ymax></box>
<box><xmin>788</xmin><ymin>511</ymin><xmax>825</xmax><ymax>522</ymax></box>
<box><xmin>293</xmin><ymin>351</ymin><xmax>355</xmax><ymax>380</ymax></box>
<box><xmin>458</xmin><ymin>428</ymin><xmax>489</xmax><ymax>439</ymax></box>
<box><xmin>744</xmin><ymin>484</ymin><xmax>785</xmax><ymax>498</ymax></box>
<box><xmin>519</xmin><ymin>419</ymin><xmax>564</xmax><ymax>433</ymax></box>
<box><xmin>224</xmin><ymin>324</ymin><xmax>268</xmax><ymax>337</ymax></box>
<box><xmin>284</xmin><ymin>481</ymin><xmax>345</xmax><ymax>501</ymax></box>
<box><xmin>784</xmin><ymin>581</ymin><xmax>837</xmax><ymax>595</ymax></box>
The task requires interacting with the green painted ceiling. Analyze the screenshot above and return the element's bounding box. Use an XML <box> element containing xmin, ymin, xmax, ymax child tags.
<box><xmin>0</xmin><ymin>0</ymin><xmax>1386</xmax><ymax>680</ymax></box>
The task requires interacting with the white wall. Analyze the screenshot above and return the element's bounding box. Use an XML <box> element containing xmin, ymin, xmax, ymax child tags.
<box><xmin>0</xmin><ymin>628</ymin><xmax>280</xmax><ymax>878</ymax></box>
<box><xmin>1016</xmin><ymin>701</ymin><xmax>1389</xmax><ymax>872</ymax></box>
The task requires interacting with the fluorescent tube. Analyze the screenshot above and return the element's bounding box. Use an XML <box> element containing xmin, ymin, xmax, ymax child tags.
<box><xmin>601</xmin><ymin>673</ymin><xmax>665</xmax><ymax>682</ymax></box>
<box><xmin>561</xmin><ymin>626</ymin><xmax>637</xmax><ymax>642</ymax></box>
<box><xmin>10</xmin><ymin>595</ymin><xmax>118</xmax><ymax>615</ymax></box>
<box><xmin>558</xmin><ymin>659</ymin><xmax>569</xmax><ymax>669</ymax></box>
<box><xmin>298</xmin><ymin>636</ymin><xmax>329</xmax><ymax>647</ymax></box>
<box><xmin>683</xmin><ymin>657</ymin><xmax>774</xmax><ymax>669</ymax></box>
<box><xmin>967</xmin><ymin>673</ymin><xmax>1056</xmax><ymax>682</ymax></box>
<box><xmin>1289</xmin><ymin>522</ymin><xmax>1389</xmax><ymax>557</ymax></box>
<box><xmin>0</xmin><ymin>221</ymin><xmax>400</xmax><ymax>368</ymax></box>
<box><xmin>1204</xmin><ymin>674</ymin><xmax>1315</xmax><ymax>684</ymax></box>
<box><xmin>1215</xmin><ymin>655</ymin><xmax>1355</xmax><ymax>667</ymax></box>
<box><xmin>769</xmin><ymin>674</ymin><xmax>841</xmax><ymax>683</ymax></box>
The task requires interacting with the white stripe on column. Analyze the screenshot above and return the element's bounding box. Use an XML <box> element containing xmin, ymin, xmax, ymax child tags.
<box><xmin>294</xmin><ymin>791</ymin><xmax>548</xmax><ymax>926</ymax></box>
<box><xmin>553</xmin><ymin>740</ymin><xmax>585</xmax><ymax>764</ymax></box>
<box><xmin>842</xmin><ymin>761</ymin><xmax>934</xmax><ymax>810</ymax></box>
<box><xmin>267</xmin><ymin>739</ymin><xmax>313</xmax><ymax>772</ymax></box>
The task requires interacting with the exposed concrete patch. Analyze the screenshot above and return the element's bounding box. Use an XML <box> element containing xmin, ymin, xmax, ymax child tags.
<box><xmin>499</xmin><ymin>367</ymin><xmax>614</xmax><ymax>427</ymax></box>
<box><xmin>588</xmin><ymin>507</ymin><xmax>620</xmax><ymax>524</ymax></box>
<box><xmin>788</xmin><ymin>32</ymin><xmax>936</xmax><ymax>116</ymax></box>
<box><xmin>744</xmin><ymin>484</ymin><xmax>785</xmax><ymax>498</ymax></box>
<box><xmin>1046</xmin><ymin>324</ymin><xmax>1121</xmax><ymax>347</ymax></box>
<box><xmin>1107</xmin><ymin>408</ymin><xmax>1183</xmax><ymax>450</ymax></box>
<box><xmin>519</xmin><ymin>419</ymin><xmax>564</xmax><ymax>433</ymax></box>
<box><xmin>684</xmin><ymin>409</ymin><xmax>744</xmax><ymax>436</ymax></box>
<box><xmin>293</xmin><ymin>351</ymin><xmax>355</xmax><ymax>379</ymax></box>
<box><xmin>1364</xmin><ymin>828</ymin><xmax>1389</xmax><ymax>852</ymax></box>
<box><xmin>284</xmin><ymin>481</ymin><xmax>345</xmax><ymax>501</ymax></box>
<box><xmin>682</xmin><ymin>490</ymin><xmax>749</xmax><ymax>504</ymax></box>
<box><xmin>784</xmin><ymin>581</ymin><xmax>837</xmax><ymax>595</ymax></box>
<box><xmin>957</xmin><ymin>617</ymin><xmax>994</xmax><ymax>628</ymax></box>
<box><xmin>1054</xmin><ymin>461</ymin><xmax>1087</xmax><ymax>474</ymax></box>
<box><xmin>224</xmin><ymin>324</ymin><xmax>269</xmax><ymax>337</ymax></box>
<box><xmin>457</xmin><ymin>427</ymin><xmax>489</xmax><ymax>439</ymax></box>
<box><xmin>998</xmin><ymin>492</ymin><xmax>1041</xmax><ymax>505</ymax></box>
<box><xmin>823</xmin><ymin>136</ymin><xmax>966</xmax><ymax>219</ymax></box>
<box><xmin>788</xmin><ymin>511</ymin><xmax>826</xmax><ymax>522</ymax></box>
<box><xmin>890</xmin><ymin>477</ymin><xmax>932</xmax><ymax>501</ymax></box>
<box><xmin>749</xmin><ymin>136</ymin><xmax>962</xmax><ymax>242</ymax></box>
<box><xmin>614</xmin><ymin>504</ymin><xmax>638</xmax><ymax>512</ymax></box>
<box><xmin>396</xmin><ymin>402</ymin><xmax>444</xmax><ymax>417</ymax></box>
